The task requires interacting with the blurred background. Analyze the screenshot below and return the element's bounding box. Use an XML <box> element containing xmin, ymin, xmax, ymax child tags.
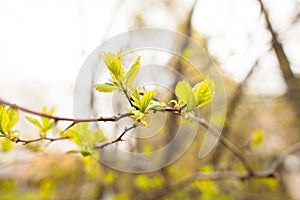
<box><xmin>0</xmin><ymin>0</ymin><xmax>300</xmax><ymax>199</ymax></box>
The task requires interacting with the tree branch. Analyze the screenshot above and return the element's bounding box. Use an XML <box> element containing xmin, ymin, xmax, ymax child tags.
<box><xmin>0</xmin><ymin>98</ymin><xmax>131</xmax><ymax>123</ymax></box>
<box><xmin>270</xmin><ymin>141</ymin><xmax>300</xmax><ymax>171</ymax></box>
<box><xmin>210</xmin><ymin>61</ymin><xmax>259</xmax><ymax>166</ymax></box>
<box><xmin>14</xmin><ymin>136</ymin><xmax>71</xmax><ymax>145</ymax></box>
<box><xmin>257</xmin><ymin>0</ymin><xmax>296</xmax><ymax>88</ymax></box>
<box><xmin>195</xmin><ymin>117</ymin><xmax>254</xmax><ymax>175</ymax></box>
<box><xmin>1</xmin><ymin>97</ymin><xmax>255</xmax><ymax>175</ymax></box>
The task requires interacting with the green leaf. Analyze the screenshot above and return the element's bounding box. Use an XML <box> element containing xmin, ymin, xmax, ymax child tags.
<box><xmin>129</xmin><ymin>109</ymin><xmax>145</xmax><ymax>120</ymax></box>
<box><xmin>123</xmin><ymin>56</ymin><xmax>140</xmax><ymax>87</ymax></box>
<box><xmin>41</xmin><ymin>107</ymin><xmax>54</xmax><ymax>131</ymax></box>
<box><xmin>26</xmin><ymin>116</ymin><xmax>42</xmax><ymax>130</ymax></box>
<box><xmin>94</xmin><ymin>83</ymin><xmax>118</xmax><ymax>93</ymax></box>
<box><xmin>62</xmin><ymin>122</ymin><xmax>106</xmax><ymax>149</ymax></box>
<box><xmin>192</xmin><ymin>77</ymin><xmax>215</xmax><ymax>108</ymax></box>
<box><xmin>140</xmin><ymin>90</ymin><xmax>156</xmax><ymax>113</ymax></box>
<box><xmin>26</xmin><ymin>107</ymin><xmax>54</xmax><ymax>134</ymax></box>
<box><xmin>61</xmin><ymin>128</ymin><xmax>82</xmax><ymax>147</ymax></box>
<box><xmin>131</xmin><ymin>89</ymin><xmax>141</xmax><ymax>108</ymax></box>
<box><xmin>103</xmin><ymin>49</ymin><xmax>124</xmax><ymax>83</ymax></box>
<box><xmin>7</xmin><ymin>107</ymin><xmax>19</xmax><ymax>130</ymax></box>
<box><xmin>0</xmin><ymin>105</ymin><xmax>10</xmax><ymax>134</ymax></box>
<box><xmin>175</xmin><ymin>81</ymin><xmax>197</xmax><ymax>111</ymax></box>
<box><xmin>128</xmin><ymin>109</ymin><xmax>148</xmax><ymax>126</ymax></box>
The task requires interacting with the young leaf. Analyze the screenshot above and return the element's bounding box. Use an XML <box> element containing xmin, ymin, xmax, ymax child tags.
<box><xmin>123</xmin><ymin>56</ymin><xmax>140</xmax><ymax>87</ymax></box>
<box><xmin>62</xmin><ymin>122</ymin><xmax>106</xmax><ymax>149</ymax></box>
<box><xmin>192</xmin><ymin>77</ymin><xmax>215</xmax><ymax>108</ymax></box>
<box><xmin>175</xmin><ymin>81</ymin><xmax>197</xmax><ymax>111</ymax></box>
<box><xmin>131</xmin><ymin>89</ymin><xmax>141</xmax><ymax>108</ymax></box>
<box><xmin>128</xmin><ymin>109</ymin><xmax>148</xmax><ymax>126</ymax></box>
<box><xmin>94</xmin><ymin>83</ymin><xmax>118</xmax><ymax>93</ymax></box>
<box><xmin>0</xmin><ymin>105</ymin><xmax>10</xmax><ymax>134</ymax></box>
<box><xmin>41</xmin><ymin>107</ymin><xmax>55</xmax><ymax>132</ymax></box>
<box><xmin>103</xmin><ymin>49</ymin><xmax>124</xmax><ymax>83</ymax></box>
<box><xmin>7</xmin><ymin>107</ymin><xmax>19</xmax><ymax>130</ymax></box>
<box><xmin>25</xmin><ymin>116</ymin><xmax>42</xmax><ymax>130</ymax></box>
<box><xmin>140</xmin><ymin>90</ymin><xmax>156</xmax><ymax>113</ymax></box>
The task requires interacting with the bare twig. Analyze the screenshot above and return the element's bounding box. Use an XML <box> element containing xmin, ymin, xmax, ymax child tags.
<box><xmin>94</xmin><ymin>124</ymin><xmax>137</xmax><ymax>149</ymax></box>
<box><xmin>15</xmin><ymin>136</ymin><xmax>71</xmax><ymax>145</ymax></box>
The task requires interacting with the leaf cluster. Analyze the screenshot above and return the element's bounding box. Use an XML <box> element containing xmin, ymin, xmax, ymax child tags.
<box><xmin>25</xmin><ymin>107</ymin><xmax>55</xmax><ymax>138</ymax></box>
<box><xmin>0</xmin><ymin>105</ymin><xmax>20</xmax><ymax>140</ymax></box>
<box><xmin>94</xmin><ymin>48</ymin><xmax>215</xmax><ymax>126</ymax></box>
<box><xmin>94</xmin><ymin>49</ymin><xmax>140</xmax><ymax>93</ymax></box>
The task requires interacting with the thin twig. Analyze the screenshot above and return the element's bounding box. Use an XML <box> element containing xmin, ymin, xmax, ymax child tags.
<box><xmin>94</xmin><ymin>124</ymin><xmax>137</xmax><ymax>149</ymax></box>
<box><xmin>15</xmin><ymin>136</ymin><xmax>71</xmax><ymax>145</ymax></box>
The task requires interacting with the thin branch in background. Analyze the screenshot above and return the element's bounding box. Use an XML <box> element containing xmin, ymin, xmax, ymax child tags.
<box><xmin>257</xmin><ymin>0</ymin><xmax>296</xmax><ymax>88</ymax></box>
<box><xmin>94</xmin><ymin>124</ymin><xmax>137</xmax><ymax>149</ymax></box>
<box><xmin>132</xmin><ymin>140</ymin><xmax>300</xmax><ymax>200</ymax></box>
<box><xmin>257</xmin><ymin>0</ymin><xmax>300</xmax><ymax>133</ymax></box>
<box><xmin>195</xmin><ymin>117</ymin><xmax>254</xmax><ymax>175</ymax></box>
<box><xmin>270</xmin><ymin>141</ymin><xmax>300</xmax><ymax>171</ymax></box>
<box><xmin>210</xmin><ymin>61</ymin><xmax>259</xmax><ymax>166</ymax></box>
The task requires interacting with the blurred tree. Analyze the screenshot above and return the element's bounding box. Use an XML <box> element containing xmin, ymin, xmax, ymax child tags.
<box><xmin>1</xmin><ymin>0</ymin><xmax>300</xmax><ymax>200</ymax></box>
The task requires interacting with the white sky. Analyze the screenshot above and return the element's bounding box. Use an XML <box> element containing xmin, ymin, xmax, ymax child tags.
<box><xmin>0</xmin><ymin>0</ymin><xmax>299</xmax><ymax>112</ymax></box>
